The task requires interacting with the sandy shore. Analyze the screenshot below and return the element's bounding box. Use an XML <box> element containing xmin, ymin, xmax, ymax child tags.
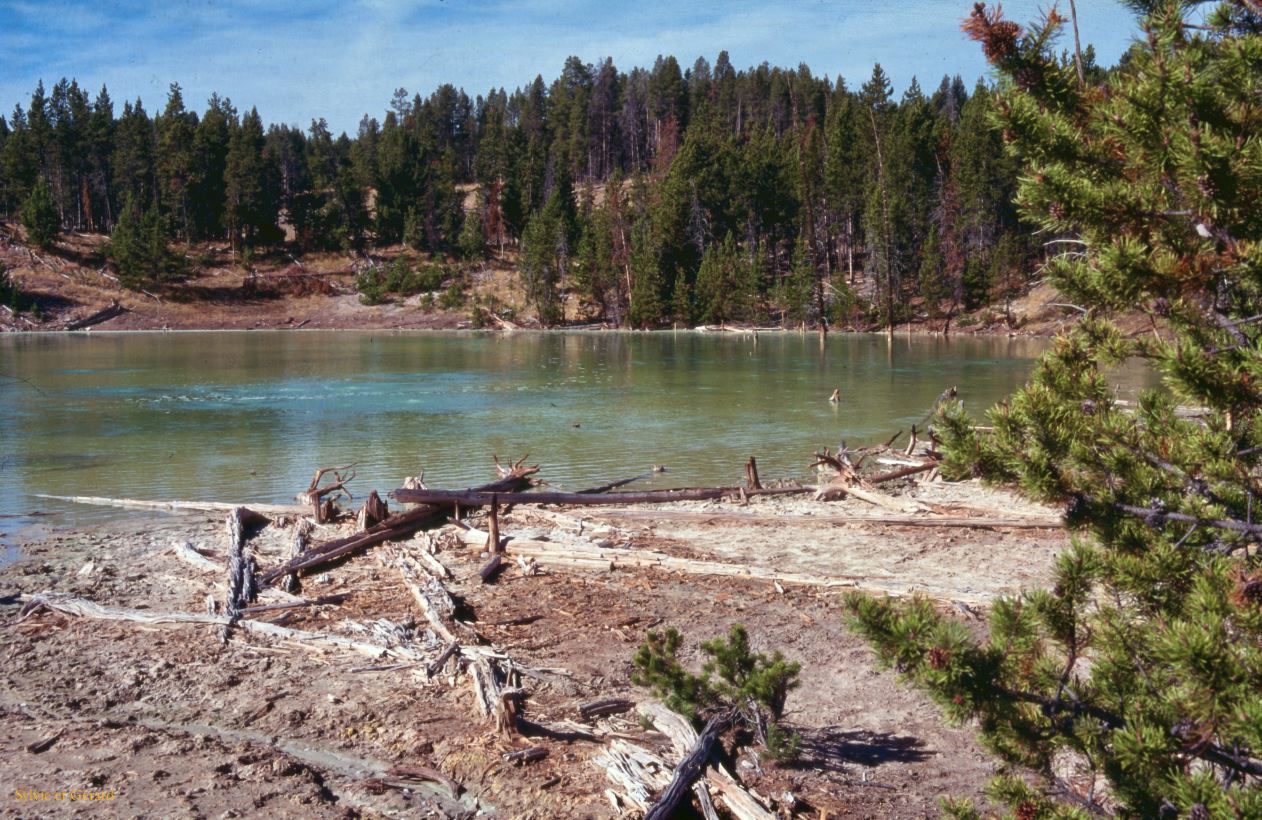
<box><xmin>0</xmin><ymin>479</ymin><xmax>1065</xmax><ymax>818</ymax></box>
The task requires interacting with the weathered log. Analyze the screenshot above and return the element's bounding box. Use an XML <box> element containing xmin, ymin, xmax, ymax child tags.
<box><xmin>579</xmin><ymin>698</ymin><xmax>636</xmax><ymax>720</ymax></box>
<box><xmin>644</xmin><ymin>712</ymin><xmax>732</xmax><ymax>820</ymax></box>
<box><xmin>383</xmin><ymin>764</ymin><xmax>465</xmax><ymax>798</ymax></box>
<box><xmin>745</xmin><ymin>457</ymin><xmax>762</xmax><ymax>490</ymax></box>
<box><xmin>392</xmin><ymin>485</ymin><xmax>807</xmax><ymax>508</ymax></box>
<box><xmin>261</xmin><ymin>468</ymin><xmax>537</xmax><ymax>585</ymax></box>
<box><xmin>580</xmin><ymin>469</ymin><xmax>663</xmax><ymax>495</ymax></box>
<box><xmin>487</xmin><ymin>495</ymin><xmax>502</xmax><ymax>553</ymax></box>
<box><xmin>503</xmin><ymin>746</ymin><xmax>548</xmax><ymax>765</ymax></box>
<box><xmin>426</xmin><ymin>639</ymin><xmax>461</xmax><ymax>677</ymax></box>
<box><xmin>595</xmin><ymin>739</ymin><xmax>673</xmax><ymax>812</ymax></box>
<box><xmin>18</xmin><ymin>593</ymin><xmax>432</xmax><ymax>662</ymax></box>
<box><xmin>868</xmin><ymin>460</ymin><xmax>938</xmax><ymax>484</ymax></box>
<box><xmin>284</xmin><ymin>519</ymin><xmax>312</xmax><ymax>594</ymax></box>
<box><xmin>170</xmin><ymin>540</ymin><xmax>221</xmax><ymax>572</ymax></box>
<box><xmin>695</xmin><ymin>782</ymin><xmax>721</xmax><ymax>820</ymax></box>
<box><xmin>480</xmin><ymin>554</ymin><xmax>504</xmax><ymax>583</ymax></box>
<box><xmin>357</xmin><ymin>490</ymin><xmax>389</xmax><ymax>531</ymax></box>
<box><xmin>34</xmin><ymin>494</ymin><xmax>302</xmax><ymax>516</ymax></box>
<box><xmin>639</xmin><ymin>702</ymin><xmax>775</xmax><ymax>820</ymax></box>
<box><xmin>450</xmin><ymin>526</ymin><xmax>996</xmax><ymax>605</ymax></box>
<box><xmin>65</xmin><ymin>300</ymin><xmax>126</xmax><ymax>331</ymax></box>
<box><xmin>241</xmin><ymin>593</ymin><xmax>348</xmax><ymax>616</ymax></box>
<box><xmin>590</xmin><ymin>508</ymin><xmax>1063</xmax><ymax>530</ymax></box>
<box><xmin>221</xmin><ymin>507</ymin><xmax>259</xmax><ymax>643</ymax></box>
<box><xmin>392</xmin><ymin>550</ymin><xmax>459</xmax><ymax>644</ymax></box>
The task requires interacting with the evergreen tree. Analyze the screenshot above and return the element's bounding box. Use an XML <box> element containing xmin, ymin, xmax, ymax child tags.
<box><xmin>457</xmin><ymin>198</ymin><xmax>486</xmax><ymax>261</ymax></box>
<box><xmin>847</xmin><ymin>3</ymin><xmax>1262</xmax><ymax>816</ymax></box>
<box><xmin>20</xmin><ymin>177</ymin><xmax>59</xmax><ymax>249</ymax></box>
<box><xmin>156</xmin><ymin>83</ymin><xmax>196</xmax><ymax>240</ymax></box>
<box><xmin>106</xmin><ymin>194</ymin><xmax>175</xmax><ymax>289</ymax></box>
<box><xmin>224</xmin><ymin>107</ymin><xmax>280</xmax><ymax>252</ymax></box>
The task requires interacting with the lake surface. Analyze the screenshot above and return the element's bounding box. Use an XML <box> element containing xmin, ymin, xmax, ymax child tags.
<box><xmin>0</xmin><ymin>329</ymin><xmax>1109</xmax><ymax>540</ymax></box>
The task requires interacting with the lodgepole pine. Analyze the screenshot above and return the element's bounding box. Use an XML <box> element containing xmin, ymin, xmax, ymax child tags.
<box><xmin>846</xmin><ymin>3</ymin><xmax>1262</xmax><ymax>817</ymax></box>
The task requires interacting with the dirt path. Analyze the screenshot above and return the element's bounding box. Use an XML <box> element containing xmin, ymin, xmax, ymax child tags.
<box><xmin>0</xmin><ymin>484</ymin><xmax>1066</xmax><ymax>818</ymax></box>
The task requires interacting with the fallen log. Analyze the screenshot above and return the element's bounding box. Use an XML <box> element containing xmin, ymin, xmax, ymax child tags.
<box><xmin>579</xmin><ymin>698</ymin><xmax>636</xmax><ymax>720</ymax></box>
<box><xmin>65</xmin><ymin>300</ymin><xmax>125</xmax><ymax>331</ymax></box>
<box><xmin>260</xmin><ymin>467</ymin><xmax>538</xmax><ymax>585</ymax></box>
<box><xmin>391</xmin><ymin>549</ymin><xmax>459</xmax><ymax>644</ymax></box>
<box><xmin>595</xmin><ymin>739</ymin><xmax>673</xmax><ymax>812</ymax></box>
<box><xmin>640</xmin><ymin>702</ymin><xmax>774</xmax><ymax>820</ymax></box>
<box><xmin>503</xmin><ymin>746</ymin><xmax>548</xmax><ymax>765</ymax></box>
<box><xmin>644</xmin><ymin>712</ymin><xmax>732</xmax><ymax>820</ymax></box>
<box><xmin>426</xmin><ymin>639</ymin><xmax>461</xmax><ymax>677</ymax></box>
<box><xmin>391</xmin><ymin>485</ymin><xmax>808</xmax><ymax>508</ymax></box>
<box><xmin>868</xmin><ymin>460</ymin><xmax>938</xmax><ymax>484</ymax></box>
<box><xmin>34</xmin><ymin>494</ymin><xmax>302</xmax><ymax>517</ymax></box>
<box><xmin>17</xmin><ymin>593</ymin><xmax>432</xmax><ymax>662</ymax></box>
<box><xmin>587</xmin><ymin>508</ymin><xmax>1064</xmax><ymax>530</ymax></box>
<box><xmin>169</xmin><ymin>540</ymin><xmax>221</xmax><ymax>572</ymax></box>
<box><xmin>241</xmin><ymin>593</ymin><xmax>349</xmax><ymax>616</ymax></box>
<box><xmin>479</xmin><ymin>554</ymin><xmax>504</xmax><ymax>583</ymax></box>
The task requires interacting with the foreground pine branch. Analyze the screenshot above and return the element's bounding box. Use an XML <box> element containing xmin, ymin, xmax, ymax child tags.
<box><xmin>847</xmin><ymin>2</ymin><xmax>1262</xmax><ymax>817</ymax></box>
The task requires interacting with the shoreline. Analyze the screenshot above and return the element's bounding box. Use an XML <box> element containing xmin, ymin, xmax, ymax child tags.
<box><xmin>1</xmin><ymin>479</ymin><xmax>1066</xmax><ymax>817</ymax></box>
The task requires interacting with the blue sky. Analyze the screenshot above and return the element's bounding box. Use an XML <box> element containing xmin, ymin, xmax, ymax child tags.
<box><xmin>1</xmin><ymin>0</ymin><xmax>1143</xmax><ymax>135</ymax></box>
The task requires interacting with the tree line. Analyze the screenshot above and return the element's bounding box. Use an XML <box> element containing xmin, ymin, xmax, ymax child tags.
<box><xmin>0</xmin><ymin>51</ymin><xmax>1102</xmax><ymax>325</ymax></box>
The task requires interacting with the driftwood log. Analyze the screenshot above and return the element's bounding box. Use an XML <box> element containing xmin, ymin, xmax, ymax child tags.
<box><xmin>64</xmin><ymin>300</ymin><xmax>126</xmax><ymax>331</ymax></box>
<box><xmin>34</xmin><ymin>494</ymin><xmax>302</xmax><ymax>516</ymax></box>
<box><xmin>643</xmin><ymin>711</ymin><xmax>733</xmax><ymax>820</ymax></box>
<box><xmin>640</xmin><ymin>702</ymin><xmax>775</xmax><ymax>820</ymax></box>
<box><xmin>589</xmin><ymin>508</ymin><xmax>1063</xmax><ymax>530</ymax></box>
<box><xmin>391</xmin><ymin>485</ymin><xmax>807</xmax><ymax>508</ymax></box>
<box><xmin>260</xmin><ymin>465</ymin><xmax>538</xmax><ymax>585</ymax></box>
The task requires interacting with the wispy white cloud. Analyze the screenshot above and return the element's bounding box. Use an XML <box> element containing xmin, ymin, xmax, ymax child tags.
<box><xmin>0</xmin><ymin>0</ymin><xmax>1141</xmax><ymax>133</ymax></box>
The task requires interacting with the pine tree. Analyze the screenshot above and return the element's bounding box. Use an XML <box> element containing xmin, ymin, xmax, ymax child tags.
<box><xmin>107</xmin><ymin>194</ymin><xmax>175</xmax><ymax>289</ymax></box>
<box><xmin>224</xmin><ymin>107</ymin><xmax>280</xmax><ymax>252</ymax></box>
<box><xmin>21</xmin><ymin>177</ymin><xmax>59</xmax><ymax>249</ymax></box>
<box><xmin>847</xmin><ymin>3</ymin><xmax>1262</xmax><ymax>816</ymax></box>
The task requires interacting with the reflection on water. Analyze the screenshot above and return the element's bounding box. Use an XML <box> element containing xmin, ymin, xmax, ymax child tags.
<box><xmin>0</xmin><ymin>330</ymin><xmax>1153</xmax><ymax>534</ymax></box>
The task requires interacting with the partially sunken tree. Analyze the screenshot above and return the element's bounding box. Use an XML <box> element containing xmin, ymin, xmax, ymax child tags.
<box><xmin>847</xmin><ymin>3</ymin><xmax>1262</xmax><ymax>817</ymax></box>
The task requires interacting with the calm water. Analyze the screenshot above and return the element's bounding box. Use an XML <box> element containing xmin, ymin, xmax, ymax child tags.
<box><xmin>0</xmin><ymin>330</ymin><xmax>1082</xmax><ymax>537</ymax></box>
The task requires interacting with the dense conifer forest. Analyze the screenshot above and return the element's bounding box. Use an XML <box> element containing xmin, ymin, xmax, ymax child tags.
<box><xmin>0</xmin><ymin>50</ymin><xmax>1105</xmax><ymax>327</ymax></box>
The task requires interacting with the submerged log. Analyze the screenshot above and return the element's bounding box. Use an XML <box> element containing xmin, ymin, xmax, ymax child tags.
<box><xmin>580</xmin><ymin>468</ymin><xmax>664</xmax><ymax>495</ymax></box>
<box><xmin>391</xmin><ymin>485</ymin><xmax>807</xmax><ymax>508</ymax></box>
